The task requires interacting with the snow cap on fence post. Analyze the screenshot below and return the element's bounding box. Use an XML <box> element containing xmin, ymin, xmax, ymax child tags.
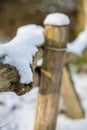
<box><xmin>44</xmin><ymin>13</ymin><xmax>70</xmax><ymax>26</ymax></box>
<box><xmin>43</xmin><ymin>13</ymin><xmax>70</xmax><ymax>49</ymax></box>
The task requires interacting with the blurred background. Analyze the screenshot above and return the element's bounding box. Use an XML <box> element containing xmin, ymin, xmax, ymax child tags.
<box><xmin>0</xmin><ymin>0</ymin><xmax>81</xmax><ymax>41</ymax></box>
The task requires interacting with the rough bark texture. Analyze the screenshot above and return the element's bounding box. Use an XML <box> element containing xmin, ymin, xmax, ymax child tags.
<box><xmin>34</xmin><ymin>25</ymin><xmax>69</xmax><ymax>130</ymax></box>
<box><xmin>61</xmin><ymin>67</ymin><xmax>84</xmax><ymax>118</ymax></box>
<box><xmin>0</xmin><ymin>64</ymin><xmax>34</xmax><ymax>95</ymax></box>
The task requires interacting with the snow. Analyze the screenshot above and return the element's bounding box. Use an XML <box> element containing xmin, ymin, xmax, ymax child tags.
<box><xmin>0</xmin><ymin>68</ymin><xmax>87</xmax><ymax>130</ymax></box>
<box><xmin>16</xmin><ymin>24</ymin><xmax>44</xmax><ymax>47</ymax></box>
<box><xmin>67</xmin><ymin>26</ymin><xmax>87</xmax><ymax>56</ymax></box>
<box><xmin>0</xmin><ymin>88</ymin><xmax>38</xmax><ymax>130</ymax></box>
<box><xmin>37</xmin><ymin>58</ymin><xmax>43</xmax><ymax>67</ymax></box>
<box><xmin>0</xmin><ymin>24</ymin><xmax>45</xmax><ymax>84</ymax></box>
<box><xmin>44</xmin><ymin>13</ymin><xmax>70</xmax><ymax>26</ymax></box>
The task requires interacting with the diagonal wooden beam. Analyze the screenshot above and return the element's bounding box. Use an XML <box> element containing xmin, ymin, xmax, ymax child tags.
<box><xmin>61</xmin><ymin>67</ymin><xmax>84</xmax><ymax>118</ymax></box>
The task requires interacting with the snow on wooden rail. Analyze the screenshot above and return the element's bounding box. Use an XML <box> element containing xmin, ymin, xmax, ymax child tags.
<box><xmin>67</xmin><ymin>26</ymin><xmax>87</xmax><ymax>56</ymax></box>
<box><xmin>0</xmin><ymin>47</ymin><xmax>44</xmax><ymax>95</ymax></box>
<box><xmin>0</xmin><ymin>24</ymin><xmax>44</xmax><ymax>95</ymax></box>
<box><xmin>0</xmin><ymin>24</ymin><xmax>44</xmax><ymax>84</ymax></box>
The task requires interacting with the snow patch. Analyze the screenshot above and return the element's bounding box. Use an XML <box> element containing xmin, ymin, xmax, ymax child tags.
<box><xmin>67</xmin><ymin>26</ymin><xmax>87</xmax><ymax>56</ymax></box>
<box><xmin>0</xmin><ymin>24</ymin><xmax>45</xmax><ymax>84</ymax></box>
<box><xmin>44</xmin><ymin>13</ymin><xmax>70</xmax><ymax>26</ymax></box>
<box><xmin>37</xmin><ymin>58</ymin><xmax>43</xmax><ymax>67</ymax></box>
<box><xmin>16</xmin><ymin>24</ymin><xmax>45</xmax><ymax>47</ymax></box>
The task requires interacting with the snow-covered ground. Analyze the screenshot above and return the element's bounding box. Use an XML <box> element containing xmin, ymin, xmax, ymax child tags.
<box><xmin>0</xmin><ymin>67</ymin><xmax>87</xmax><ymax>130</ymax></box>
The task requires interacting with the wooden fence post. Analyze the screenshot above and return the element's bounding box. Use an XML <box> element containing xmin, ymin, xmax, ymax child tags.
<box><xmin>34</xmin><ymin>13</ymin><xmax>70</xmax><ymax>130</ymax></box>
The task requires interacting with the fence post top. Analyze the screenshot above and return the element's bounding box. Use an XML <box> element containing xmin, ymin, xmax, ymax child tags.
<box><xmin>43</xmin><ymin>13</ymin><xmax>70</xmax><ymax>26</ymax></box>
